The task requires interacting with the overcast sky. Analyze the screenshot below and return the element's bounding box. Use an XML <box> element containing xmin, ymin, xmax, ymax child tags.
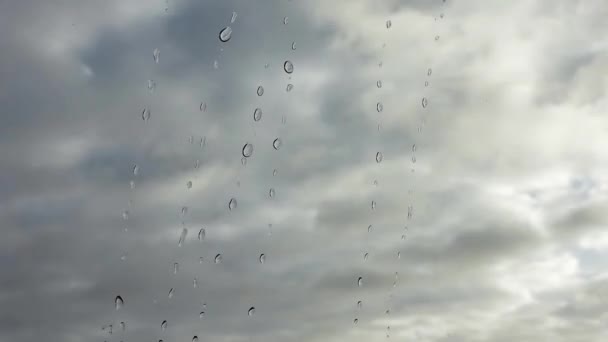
<box><xmin>1</xmin><ymin>0</ymin><xmax>608</xmax><ymax>341</ymax></box>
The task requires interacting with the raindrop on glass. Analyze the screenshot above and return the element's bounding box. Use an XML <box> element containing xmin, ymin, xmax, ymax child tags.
<box><xmin>228</xmin><ymin>198</ymin><xmax>237</xmax><ymax>211</ymax></box>
<box><xmin>386</xmin><ymin>20</ymin><xmax>392</xmax><ymax>29</ymax></box>
<box><xmin>153</xmin><ymin>48</ymin><xmax>160</xmax><ymax>63</ymax></box>
<box><xmin>357</xmin><ymin>300</ymin><xmax>362</xmax><ymax>309</ymax></box>
<box><xmin>363</xmin><ymin>252</ymin><xmax>369</xmax><ymax>261</ymax></box>
<box><xmin>286</xmin><ymin>84</ymin><xmax>293</xmax><ymax>92</ymax></box>
<box><xmin>427</xmin><ymin>68</ymin><xmax>432</xmax><ymax>76</ymax></box>
<box><xmin>186</xmin><ymin>181</ymin><xmax>192</xmax><ymax>189</ymax></box>
<box><xmin>132</xmin><ymin>164</ymin><xmax>139</xmax><ymax>176</ymax></box>
<box><xmin>129</xmin><ymin>180</ymin><xmax>135</xmax><ymax>189</ymax></box>
<box><xmin>283</xmin><ymin>16</ymin><xmax>288</xmax><ymax>25</ymax></box>
<box><xmin>435</xmin><ymin>35</ymin><xmax>440</xmax><ymax>41</ymax></box>
<box><xmin>371</xmin><ymin>201</ymin><xmax>376</xmax><ymax>210</ymax></box>
<box><xmin>168</xmin><ymin>288</ymin><xmax>174</xmax><ymax>299</ymax></box>
<box><xmin>269</xmin><ymin>188</ymin><xmax>275</xmax><ymax>198</ymax></box>
<box><xmin>147</xmin><ymin>80</ymin><xmax>156</xmax><ymax>92</ymax></box>
<box><xmin>357</xmin><ymin>277</ymin><xmax>363</xmax><ymax>287</ymax></box>
<box><xmin>199</xmin><ymin>256</ymin><xmax>204</xmax><ymax>264</ymax></box>
<box><xmin>115</xmin><ymin>296</ymin><xmax>124</xmax><ymax>310</ymax></box>
<box><xmin>200</xmin><ymin>102</ymin><xmax>207</xmax><ymax>112</ymax></box>
<box><xmin>192</xmin><ymin>336</ymin><xmax>199</xmax><ymax>342</ymax></box>
<box><xmin>253</xmin><ymin>108</ymin><xmax>262</xmax><ymax>122</ymax></box>
<box><xmin>376</xmin><ymin>152</ymin><xmax>383</xmax><ymax>163</ymax></box>
<box><xmin>173</xmin><ymin>262</ymin><xmax>179</xmax><ymax>274</ymax></box>
<box><xmin>412</xmin><ymin>155</ymin><xmax>417</xmax><ymax>163</ymax></box>
<box><xmin>397</xmin><ymin>251</ymin><xmax>401</xmax><ymax>259</ymax></box>
<box><xmin>425</xmin><ymin>81</ymin><xmax>429</xmax><ymax>87</ymax></box>
<box><xmin>248</xmin><ymin>307</ymin><xmax>256</xmax><ymax>316</ymax></box>
<box><xmin>257</xmin><ymin>86</ymin><xmax>264</xmax><ymax>96</ymax></box>
<box><xmin>214</xmin><ymin>254</ymin><xmax>222</xmax><ymax>264</ymax></box>
<box><xmin>272</xmin><ymin>169</ymin><xmax>278</xmax><ymax>176</ymax></box>
<box><xmin>440</xmin><ymin>13</ymin><xmax>444</xmax><ymax>19</ymax></box>
<box><xmin>284</xmin><ymin>60</ymin><xmax>294</xmax><ymax>74</ymax></box>
<box><xmin>291</xmin><ymin>42</ymin><xmax>296</xmax><ymax>50</ymax></box>
<box><xmin>142</xmin><ymin>108</ymin><xmax>151</xmax><ymax>121</ymax></box>
<box><xmin>376</xmin><ymin>102</ymin><xmax>383</xmax><ymax>112</ymax></box>
<box><xmin>272</xmin><ymin>138</ymin><xmax>282</xmax><ymax>150</ymax></box>
<box><xmin>421</xmin><ymin>97</ymin><xmax>428</xmax><ymax>108</ymax></box>
<box><xmin>199</xmin><ymin>311</ymin><xmax>205</xmax><ymax>319</ymax></box>
<box><xmin>242</xmin><ymin>143</ymin><xmax>254</xmax><ymax>158</ymax></box>
<box><xmin>219</xmin><ymin>27</ymin><xmax>232</xmax><ymax>42</ymax></box>
<box><xmin>178</xmin><ymin>227</ymin><xmax>188</xmax><ymax>247</ymax></box>
<box><xmin>354</xmin><ymin>318</ymin><xmax>359</xmax><ymax>325</ymax></box>
<box><xmin>368</xmin><ymin>224</ymin><xmax>373</xmax><ymax>233</ymax></box>
<box><xmin>231</xmin><ymin>11</ymin><xmax>238</xmax><ymax>23</ymax></box>
<box><xmin>259</xmin><ymin>253</ymin><xmax>266</xmax><ymax>264</ymax></box>
<box><xmin>122</xmin><ymin>210</ymin><xmax>129</xmax><ymax>220</ymax></box>
<box><xmin>193</xmin><ymin>277</ymin><xmax>198</xmax><ymax>288</ymax></box>
<box><xmin>213</xmin><ymin>60</ymin><xmax>219</xmax><ymax>69</ymax></box>
<box><xmin>120</xmin><ymin>321</ymin><xmax>126</xmax><ymax>332</ymax></box>
<box><xmin>161</xmin><ymin>320</ymin><xmax>167</xmax><ymax>331</ymax></box>
<box><xmin>198</xmin><ymin>228</ymin><xmax>205</xmax><ymax>241</ymax></box>
<box><xmin>377</xmin><ymin>80</ymin><xmax>382</xmax><ymax>88</ymax></box>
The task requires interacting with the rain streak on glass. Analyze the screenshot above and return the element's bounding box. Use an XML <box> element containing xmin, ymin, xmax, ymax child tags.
<box><xmin>114</xmin><ymin>296</ymin><xmax>124</xmax><ymax>310</ymax></box>
<box><xmin>228</xmin><ymin>198</ymin><xmax>237</xmax><ymax>210</ymax></box>
<box><xmin>272</xmin><ymin>138</ymin><xmax>282</xmax><ymax>150</ymax></box>
<box><xmin>248</xmin><ymin>307</ymin><xmax>256</xmax><ymax>316</ymax></box>
<box><xmin>142</xmin><ymin>108</ymin><xmax>151</xmax><ymax>121</ymax></box>
<box><xmin>376</xmin><ymin>152</ymin><xmax>383</xmax><ymax>163</ymax></box>
<box><xmin>219</xmin><ymin>26</ymin><xmax>232</xmax><ymax>42</ymax></box>
<box><xmin>259</xmin><ymin>253</ymin><xmax>266</xmax><ymax>264</ymax></box>
<box><xmin>242</xmin><ymin>143</ymin><xmax>254</xmax><ymax>157</ymax></box>
<box><xmin>283</xmin><ymin>60</ymin><xmax>294</xmax><ymax>74</ymax></box>
<box><xmin>253</xmin><ymin>108</ymin><xmax>262</xmax><ymax>122</ymax></box>
<box><xmin>161</xmin><ymin>320</ymin><xmax>167</xmax><ymax>331</ymax></box>
<box><xmin>257</xmin><ymin>86</ymin><xmax>264</xmax><ymax>96</ymax></box>
<box><xmin>153</xmin><ymin>48</ymin><xmax>160</xmax><ymax>63</ymax></box>
<box><xmin>214</xmin><ymin>254</ymin><xmax>223</xmax><ymax>264</ymax></box>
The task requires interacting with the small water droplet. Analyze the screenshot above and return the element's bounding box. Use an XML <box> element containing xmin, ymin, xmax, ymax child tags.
<box><xmin>199</xmin><ymin>311</ymin><xmax>205</xmax><ymax>319</ymax></box>
<box><xmin>386</xmin><ymin>20</ymin><xmax>392</xmax><ymax>29</ymax></box>
<box><xmin>173</xmin><ymin>262</ymin><xmax>179</xmax><ymax>275</ymax></box>
<box><xmin>354</xmin><ymin>318</ymin><xmax>359</xmax><ymax>325</ymax></box>
<box><xmin>213</xmin><ymin>60</ymin><xmax>219</xmax><ymax>69</ymax></box>
<box><xmin>242</xmin><ymin>143</ymin><xmax>254</xmax><ymax>158</ymax></box>
<box><xmin>397</xmin><ymin>251</ymin><xmax>401</xmax><ymax>259</ymax></box>
<box><xmin>291</xmin><ymin>42</ymin><xmax>296</xmax><ymax>50</ymax></box>
<box><xmin>284</xmin><ymin>60</ymin><xmax>294</xmax><ymax>74</ymax></box>
<box><xmin>142</xmin><ymin>108</ymin><xmax>151</xmax><ymax>121</ymax></box>
<box><xmin>377</xmin><ymin>80</ymin><xmax>382</xmax><ymax>88</ymax></box>
<box><xmin>421</xmin><ymin>97</ymin><xmax>428</xmax><ymax>108</ymax></box>
<box><xmin>269</xmin><ymin>188</ymin><xmax>275</xmax><ymax>199</ymax></box>
<box><xmin>412</xmin><ymin>155</ymin><xmax>417</xmax><ymax>163</ymax></box>
<box><xmin>198</xmin><ymin>228</ymin><xmax>206</xmax><ymax>241</ymax></box>
<box><xmin>253</xmin><ymin>108</ymin><xmax>262</xmax><ymax>122</ymax></box>
<box><xmin>357</xmin><ymin>277</ymin><xmax>363</xmax><ymax>287</ymax></box>
<box><xmin>186</xmin><ymin>181</ymin><xmax>193</xmax><ymax>189</ymax></box>
<box><xmin>181</xmin><ymin>206</ymin><xmax>188</xmax><ymax>215</ymax></box>
<box><xmin>199</xmin><ymin>256</ymin><xmax>204</xmax><ymax>263</ymax></box>
<box><xmin>272</xmin><ymin>138</ymin><xmax>282</xmax><ymax>150</ymax></box>
<box><xmin>132</xmin><ymin>164</ymin><xmax>139</xmax><ymax>176</ymax></box>
<box><xmin>231</xmin><ymin>11</ymin><xmax>238</xmax><ymax>23</ymax></box>
<box><xmin>376</xmin><ymin>102</ymin><xmax>383</xmax><ymax>112</ymax></box>
<box><xmin>427</xmin><ymin>68</ymin><xmax>432</xmax><ymax>76</ymax></box>
<box><xmin>178</xmin><ymin>228</ymin><xmax>188</xmax><ymax>247</ymax></box>
<box><xmin>192</xmin><ymin>336</ymin><xmax>199</xmax><ymax>342</ymax></box>
<box><xmin>214</xmin><ymin>254</ymin><xmax>222</xmax><ymax>264</ymax></box>
<box><xmin>257</xmin><ymin>86</ymin><xmax>264</xmax><ymax>96</ymax></box>
<box><xmin>168</xmin><ymin>288</ymin><xmax>174</xmax><ymax>299</ymax></box>
<box><xmin>286</xmin><ymin>84</ymin><xmax>294</xmax><ymax>92</ymax></box>
<box><xmin>153</xmin><ymin>48</ymin><xmax>160</xmax><ymax>63</ymax></box>
<box><xmin>425</xmin><ymin>81</ymin><xmax>429</xmax><ymax>87</ymax></box>
<box><xmin>228</xmin><ymin>198</ymin><xmax>237</xmax><ymax>210</ymax></box>
<box><xmin>412</xmin><ymin>144</ymin><xmax>417</xmax><ymax>152</ymax></box>
<box><xmin>283</xmin><ymin>16</ymin><xmax>288</xmax><ymax>25</ymax></box>
<box><xmin>122</xmin><ymin>210</ymin><xmax>129</xmax><ymax>220</ymax></box>
<box><xmin>161</xmin><ymin>320</ymin><xmax>167</xmax><ymax>331</ymax></box>
<box><xmin>435</xmin><ymin>35</ymin><xmax>440</xmax><ymax>41</ymax></box>
<box><xmin>194</xmin><ymin>160</ymin><xmax>200</xmax><ymax>169</ymax></box>
<box><xmin>147</xmin><ymin>80</ymin><xmax>156</xmax><ymax>92</ymax></box>
<box><xmin>200</xmin><ymin>102</ymin><xmax>207</xmax><ymax>112</ymax></box>
<box><xmin>115</xmin><ymin>296</ymin><xmax>124</xmax><ymax>310</ymax></box>
<box><xmin>129</xmin><ymin>180</ymin><xmax>135</xmax><ymax>189</ymax></box>
<box><xmin>440</xmin><ymin>13</ymin><xmax>445</xmax><ymax>19</ymax></box>
<box><xmin>357</xmin><ymin>300</ymin><xmax>362</xmax><ymax>309</ymax></box>
<box><xmin>363</xmin><ymin>252</ymin><xmax>369</xmax><ymax>261</ymax></box>
<box><xmin>368</xmin><ymin>224</ymin><xmax>373</xmax><ymax>233</ymax></box>
<box><xmin>259</xmin><ymin>253</ymin><xmax>266</xmax><ymax>264</ymax></box>
<box><xmin>373</xmin><ymin>180</ymin><xmax>378</xmax><ymax>186</ymax></box>
<box><xmin>219</xmin><ymin>27</ymin><xmax>232</xmax><ymax>42</ymax></box>
<box><xmin>272</xmin><ymin>169</ymin><xmax>278</xmax><ymax>176</ymax></box>
<box><xmin>248</xmin><ymin>307</ymin><xmax>256</xmax><ymax>316</ymax></box>
<box><xmin>193</xmin><ymin>277</ymin><xmax>198</xmax><ymax>288</ymax></box>
<box><xmin>376</xmin><ymin>152</ymin><xmax>383</xmax><ymax>163</ymax></box>
<box><xmin>371</xmin><ymin>201</ymin><xmax>376</xmax><ymax>210</ymax></box>
<box><xmin>120</xmin><ymin>321</ymin><xmax>126</xmax><ymax>332</ymax></box>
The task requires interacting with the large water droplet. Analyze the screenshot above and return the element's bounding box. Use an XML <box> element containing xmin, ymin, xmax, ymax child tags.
<box><xmin>231</xmin><ymin>11</ymin><xmax>238</xmax><ymax>23</ymax></box>
<box><xmin>376</xmin><ymin>102</ymin><xmax>383</xmax><ymax>112</ymax></box>
<box><xmin>168</xmin><ymin>288</ymin><xmax>174</xmax><ymax>299</ymax></box>
<box><xmin>219</xmin><ymin>27</ymin><xmax>232</xmax><ymax>42</ymax></box>
<box><xmin>242</xmin><ymin>143</ymin><xmax>254</xmax><ymax>158</ymax></box>
<box><xmin>153</xmin><ymin>48</ymin><xmax>160</xmax><ymax>63</ymax></box>
<box><xmin>386</xmin><ymin>20</ymin><xmax>392</xmax><ymax>29</ymax></box>
<box><xmin>269</xmin><ymin>188</ymin><xmax>275</xmax><ymax>199</ymax></box>
<box><xmin>248</xmin><ymin>307</ymin><xmax>256</xmax><ymax>316</ymax></box>
<box><xmin>253</xmin><ymin>108</ymin><xmax>262</xmax><ymax>122</ymax></box>
<box><xmin>198</xmin><ymin>228</ymin><xmax>206</xmax><ymax>241</ymax></box>
<box><xmin>257</xmin><ymin>86</ymin><xmax>264</xmax><ymax>96</ymax></box>
<box><xmin>376</xmin><ymin>152</ymin><xmax>383</xmax><ymax>163</ymax></box>
<box><xmin>272</xmin><ymin>138</ymin><xmax>282</xmax><ymax>150</ymax></box>
<box><xmin>115</xmin><ymin>296</ymin><xmax>124</xmax><ymax>310</ymax></box>
<box><xmin>228</xmin><ymin>198</ymin><xmax>237</xmax><ymax>210</ymax></box>
<box><xmin>357</xmin><ymin>277</ymin><xmax>363</xmax><ymax>287</ymax></box>
<box><xmin>142</xmin><ymin>108</ymin><xmax>151</xmax><ymax>121</ymax></box>
<box><xmin>161</xmin><ymin>320</ymin><xmax>167</xmax><ymax>331</ymax></box>
<box><xmin>421</xmin><ymin>97</ymin><xmax>428</xmax><ymax>108</ymax></box>
<box><xmin>178</xmin><ymin>228</ymin><xmax>188</xmax><ymax>247</ymax></box>
<box><xmin>259</xmin><ymin>253</ymin><xmax>266</xmax><ymax>264</ymax></box>
<box><xmin>284</xmin><ymin>60</ymin><xmax>294</xmax><ymax>74</ymax></box>
<box><xmin>214</xmin><ymin>254</ymin><xmax>222</xmax><ymax>264</ymax></box>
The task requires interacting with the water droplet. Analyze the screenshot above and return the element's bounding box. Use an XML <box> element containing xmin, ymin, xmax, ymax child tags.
<box><xmin>186</xmin><ymin>181</ymin><xmax>192</xmax><ymax>189</ymax></box>
<box><xmin>168</xmin><ymin>288</ymin><xmax>174</xmax><ymax>299</ymax></box>
<box><xmin>411</xmin><ymin>155</ymin><xmax>417</xmax><ymax>163</ymax></box>
<box><xmin>283</xmin><ymin>60</ymin><xmax>294</xmax><ymax>74</ymax></box>
<box><xmin>202</xmin><ymin>302</ymin><xmax>207</xmax><ymax>310</ymax></box>
<box><xmin>142</xmin><ymin>108</ymin><xmax>151</xmax><ymax>121</ymax></box>
<box><xmin>286</xmin><ymin>84</ymin><xmax>294</xmax><ymax>92</ymax></box>
<box><xmin>214</xmin><ymin>254</ymin><xmax>222</xmax><ymax>264</ymax></box>
<box><xmin>213</xmin><ymin>60</ymin><xmax>219</xmax><ymax>69</ymax></box>
<box><xmin>253</xmin><ymin>108</ymin><xmax>262</xmax><ymax>122</ymax></box>
<box><xmin>242</xmin><ymin>143</ymin><xmax>254</xmax><ymax>158</ymax></box>
<box><xmin>153</xmin><ymin>48</ymin><xmax>160</xmax><ymax>63</ymax></box>
<box><xmin>248</xmin><ymin>307</ymin><xmax>256</xmax><ymax>316</ymax></box>
<box><xmin>199</xmin><ymin>311</ymin><xmax>205</xmax><ymax>319</ymax></box>
<box><xmin>440</xmin><ymin>13</ymin><xmax>444</xmax><ymax>19</ymax></box>
<box><xmin>357</xmin><ymin>277</ymin><xmax>363</xmax><ymax>287</ymax></box>
<box><xmin>291</xmin><ymin>42</ymin><xmax>296</xmax><ymax>50</ymax></box>
<box><xmin>173</xmin><ymin>262</ymin><xmax>179</xmax><ymax>275</ymax></box>
<box><xmin>178</xmin><ymin>228</ymin><xmax>188</xmax><ymax>247</ymax></box>
<box><xmin>181</xmin><ymin>206</ymin><xmax>188</xmax><ymax>215</ymax></box>
<box><xmin>129</xmin><ymin>180</ymin><xmax>135</xmax><ymax>189</ymax></box>
<box><xmin>377</xmin><ymin>80</ymin><xmax>382</xmax><ymax>88</ymax></box>
<box><xmin>357</xmin><ymin>300</ymin><xmax>362</xmax><ymax>309</ymax></box>
<box><xmin>115</xmin><ymin>296</ymin><xmax>124</xmax><ymax>310</ymax></box>
<box><xmin>371</xmin><ymin>201</ymin><xmax>376</xmax><ymax>210</ymax></box>
<box><xmin>354</xmin><ymin>318</ymin><xmax>359</xmax><ymax>325</ymax></box>
<box><xmin>386</xmin><ymin>20</ymin><xmax>392</xmax><ymax>29</ymax></box>
<box><xmin>161</xmin><ymin>320</ymin><xmax>167</xmax><ymax>331</ymax></box>
<box><xmin>272</xmin><ymin>169</ymin><xmax>278</xmax><ymax>176</ymax></box>
<box><xmin>269</xmin><ymin>188</ymin><xmax>275</xmax><ymax>198</ymax></box>
<box><xmin>427</xmin><ymin>68</ymin><xmax>432</xmax><ymax>76</ymax></box>
<box><xmin>219</xmin><ymin>27</ymin><xmax>232</xmax><ymax>42</ymax></box>
<box><xmin>368</xmin><ymin>225</ymin><xmax>373</xmax><ymax>233</ymax></box>
<box><xmin>397</xmin><ymin>251</ymin><xmax>401</xmax><ymax>259</ymax></box>
<box><xmin>122</xmin><ymin>210</ymin><xmax>129</xmax><ymax>220</ymax></box>
<box><xmin>257</xmin><ymin>86</ymin><xmax>264</xmax><ymax>96</ymax></box>
<box><xmin>272</xmin><ymin>138</ymin><xmax>282</xmax><ymax>150</ymax></box>
<box><xmin>412</xmin><ymin>144</ymin><xmax>417</xmax><ymax>152</ymax></box>
<box><xmin>193</xmin><ymin>277</ymin><xmax>198</xmax><ymax>288</ymax></box>
<box><xmin>195</xmin><ymin>160</ymin><xmax>200</xmax><ymax>169</ymax></box>
<box><xmin>228</xmin><ymin>198</ymin><xmax>237</xmax><ymax>210</ymax></box>
<box><xmin>231</xmin><ymin>11</ymin><xmax>238</xmax><ymax>23</ymax></box>
<box><xmin>376</xmin><ymin>102</ymin><xmax>383</xmax><ymax>112</ymax></box>
<box><xmin>363</xmin><ymin>252</ymin><xmax>369</xmax><ymax>261</ymax></box>
<box><xmin>425</xmin><ymin>81</ymin><xmax>429</xmax><ymax>87</ymax></box>
<box><xmin>120</xmin><ymin>321</ymin><xmax>126</xmax><ymax>332</ymax></box>
<box><xmin>373</xmin><ymin>179</ymin><xmax>378</xmax><ymax>186</ymax></box>
<box><xmin>376</xmin><ymin>152</ymin><xmax>383</xmax><ymax>163</ymax></box>
<box><xmin>199</xmin><ymin>256</ymin><xmax>204</xmax><ymax>263</ymax></box>
<box><xmin>200</xmin><ymin>102</ymin><xmax>207</xmax><ymax>112</ymax></box>
<box><xmin>435</xmin><ymin>35</ymin><xmax>440</xmax><ymax>41</ymax></box>
<box><xmin>192</xmin><ymin>336</ymin><xmax>199</xmax><ymax>342</ymax></box>
<box><xmin>198</xmin><ymin>228</ymin><xmax>205</xmax><ymax>241</ymax></box>
<box><xmin>259</xmin><ymin>253</ymin><xmax>266</xmax><ymax>264</ymax></box>
<box><xmin>421</xmin><ymin>97</ymin><xmax>428</xmax><ymax>108</ymax></box>
<box><xmin>283</xmin><ymin>16</ymin><xmax>288</xmax><ymax>25</ymax></box>
<box><xmin>120</xmin><ymin>252</ymin><xmax>127</xmax><ymax>261</ymax></box>
<box><xmin>147</xmin><ymin>80</ymin><xmax>156</xmax><ymax>92</ymax></box>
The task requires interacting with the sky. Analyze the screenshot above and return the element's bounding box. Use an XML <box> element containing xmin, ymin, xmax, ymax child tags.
<box><xmin>1</xmin><ymin>0</ymin><xmax>608</xmax><ymax>341</ymax></box>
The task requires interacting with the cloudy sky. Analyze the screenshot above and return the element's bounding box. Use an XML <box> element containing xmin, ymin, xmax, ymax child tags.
<box><xmin>1</xmin><ymin>0</ymin><xmax>608</xmax><ymax>341</ymax></box>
